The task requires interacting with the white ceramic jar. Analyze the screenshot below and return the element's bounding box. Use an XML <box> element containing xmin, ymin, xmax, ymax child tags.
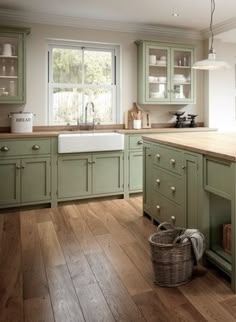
<box><xmin>8</xmin><ymin>112</ymin><xmax>35</xmax><ymax>133</ymax></box>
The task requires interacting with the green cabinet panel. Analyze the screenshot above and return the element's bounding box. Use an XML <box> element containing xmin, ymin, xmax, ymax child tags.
<box><xmin>184</xmin><ymin>153</ymin><xmax>201</xmax><ymax>228</ymax></box>
<box><xmin>136</xmin><ymin>40</ymin><xmax>196</xmax><ymax>105</ymax></box>
<box><xmin>204</xmin><ymin>157</ymin><xmax>232</xmax><ymax>199</ymax></box>
<box><xmin>0</xmin><ymin>27</ymin><xmax>30</xmax><ymax>104</ymax></box>
<box><xmin>0</xmin><ymin>159</ymin><xmax>20</xmax><ymax>205</ymax></box>
<box><xmin>143</xmin><ymin>143</ymin><xmax>153</xmax><ymax>215</ymax></box>
<box><xmin>129</xmin><ymin>151</ymin><xmax>143</xmax><ymax>192</ymax></box>
<box><xmin>21</xmin><ymin>158</ymin><xmax>51</xmax><ymax>202</ymax></box>
<box><xmin>93</xmin><ymin>152</ymin><xmax>123</xmax><ymax>194</ymax></box>
<box><xmin>58</xmin><ymin>154</ymin><xmax>92</xmax><ymax>199</ymax></box>
<box><xmin>129</xmin><ymin>135</ymin><xmax>143</xmax><ymax>150</ymax></box>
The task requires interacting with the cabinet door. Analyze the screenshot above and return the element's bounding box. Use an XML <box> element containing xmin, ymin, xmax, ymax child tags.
<box><xmin>0</xmin><ymin>159</ymin><xmax>20</xmax><ymax>205</ymax></box>
<box><xmin>145</xmin><ymin>45</ymin><xmax>171</xmax><ymax>103</ymax></box>
<box><xmin>92</xmin><ymin>152</ymin><xmax>123</xmax><ymax>194</ymax></box>
<box><xmin>129</xmin><ymin>151</ymin><xmax>143</xmax><ymax>192</ymax></box>
<box><xmin>143</xmin><ymin>144</ymin><xmax>153</xmax><ymax>215</ymax></box>
<box><xmin>0</xmin><ymin>29</ymin><xmax>28</xmax><ymax>104</ymax></box>
<box><xmin>58</xmin><ymin>154</ymin><xmax>92</xmax><ymax>199</ymax></box>
<box><xmin>21</xmin><ymin>158</ymin><xmax>51</xmax><ymax>202</ymax></box>
<box><xmin>171</xmin><ymin>48</ymin><xmax>195</xmax><ymax>103</ymax></box>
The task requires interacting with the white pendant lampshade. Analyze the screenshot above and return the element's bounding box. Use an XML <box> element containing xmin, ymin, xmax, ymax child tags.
<box><xmin>192</xmin><ymin>0</ymin><xmax>230</xmax><ymax>70</ymax></box>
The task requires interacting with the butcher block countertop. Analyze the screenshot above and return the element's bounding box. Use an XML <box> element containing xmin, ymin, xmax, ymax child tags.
<box><xmin>0</xmin><ymin>127</ymin><xmax>216</xmax><ymax>139</ymax></box>
<box><xmin>143</xmin><ymin>131</ymin><xmax>236</xmax><ymax>161</ymax></box>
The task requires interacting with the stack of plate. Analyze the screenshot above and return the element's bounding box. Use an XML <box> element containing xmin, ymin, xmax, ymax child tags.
<box><xmin>156</xmin><ymin>60</ymin><xmax>167</xmax><ymax>66</ymax></box>
<box><xmin>174</xmin><ymin>74</ymin><xmax>186</xmax><ymax>83</ymax></box>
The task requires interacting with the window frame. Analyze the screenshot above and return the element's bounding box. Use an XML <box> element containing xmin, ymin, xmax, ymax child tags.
<box><xmin>47</xmin><ymin>40</ymin><xmax>121</xmax><ymax>125</ymax></box>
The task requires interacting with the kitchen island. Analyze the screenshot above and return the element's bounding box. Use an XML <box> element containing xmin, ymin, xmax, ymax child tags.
<box><xmin>142</xmin><ymin>131</ymin><xmax>236</xmax><ymax>292</ymax></box>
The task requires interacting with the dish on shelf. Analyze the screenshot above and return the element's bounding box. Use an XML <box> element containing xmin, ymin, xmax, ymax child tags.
<box><xmin>156</xmin><ymin>60</ymin><xmax>167</xmax><ymax>66</ymax></box>
<box><xmin>150</xmin><ymin>91</ymin><xmax>165</xmax><ymax>98</ymax></box>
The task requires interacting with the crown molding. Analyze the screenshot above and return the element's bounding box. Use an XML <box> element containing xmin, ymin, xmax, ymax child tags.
<box><xmin>0</xmin><ymin>8</ymin><xmax>202</xmax><ymax>40</ymax></box>
<box><xmin>201</xmin><ymin>17</ymin><xmax>236</xmax><ymax>39</ymax></box>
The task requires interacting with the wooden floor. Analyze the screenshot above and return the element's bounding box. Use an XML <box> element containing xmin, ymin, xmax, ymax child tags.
<box><xmin>1</xmin><ymin>197</ymin><xmax>236</xmax><ymax>322</ymax></box>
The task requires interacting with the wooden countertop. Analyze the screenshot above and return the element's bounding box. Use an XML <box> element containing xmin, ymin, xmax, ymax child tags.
<box><xmin>0</xmin><ymin>127</ymin><xmax>216</xmax><ymax>139</ymax></box>
<box><xmin>143</xmin><ymin>131</ymin><xmax>236</xmax><ymax>161</ymax></box>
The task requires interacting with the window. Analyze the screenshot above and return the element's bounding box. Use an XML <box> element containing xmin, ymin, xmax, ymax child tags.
<box><xmin>48</xmin><ymin>41</ymin><xmax>120</xmax><ymax>125</ymax></box>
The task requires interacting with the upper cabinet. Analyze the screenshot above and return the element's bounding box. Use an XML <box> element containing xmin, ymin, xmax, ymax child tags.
<box><xmin>0</xmin><ymin>27</ymin><xmax>30</xmax><ymax>104</ymax></box>
<box><xmin>136</xmin><ymin>40</ymin><xmax>196</xmax><ymax>105</ymax></box>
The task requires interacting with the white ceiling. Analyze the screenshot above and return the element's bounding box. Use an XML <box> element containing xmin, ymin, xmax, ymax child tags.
<box><xmin>0</xmin><ymin>0</ymin><xmax>236</xmax><ymax>37</ymax></box>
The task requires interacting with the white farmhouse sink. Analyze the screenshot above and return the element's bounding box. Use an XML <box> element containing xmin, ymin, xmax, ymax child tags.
<box><xmin>58</xmin><ymin>132</ymin><xmax>124</xmax><ymax>153</ymax></box>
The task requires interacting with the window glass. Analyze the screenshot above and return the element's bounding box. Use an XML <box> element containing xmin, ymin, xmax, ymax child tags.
<box><xmin>48</xmin><ymin>42</ymin><xmax>119</xmax><ymax>125</ymax></box>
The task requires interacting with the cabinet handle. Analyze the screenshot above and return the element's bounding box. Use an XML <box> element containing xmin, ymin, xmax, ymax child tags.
<box><xmin>156</xmin><ymin>154</ymin><xmax>161</xmax><ymax>160</ymax></box>
<box><xmin>88</xmin><ymin>161</ymin><xmax>92</xmax><ymax>165</ymax></box>
<box><xmin>137</xmin><ymin>140</ymin><xmax>143</xmax><ymax>145</ymax></box>
<box><xmin>92</xmin><ymin>161</ymin><xmax>96</xmax><ymax>164</ymax></box>
<box><xmin>32</xmin><ymin>144</ymin><xmax>40</xmax><ymax>150</ymax></box>
<box><xmin>170</xmin><ymin>186</ymin><xmax>176</xmax><ymax>192</ymax></box>
<box><xmin>21</xmin><ymin>166</ymin><xmax>25</xmax><ymax>169</ymax></box>
<box><xmin>1</xmin><ymin>146</ymin><xmax>9</xmax><ymax>152</ymax></box>
<box><xmin>156</xmin><ymin>179</ymin><xmax>161</xmax><ymax>184</ymax></box>
<box><xmin>16</xmin><ymin>166</ymin><xmax>21</xmax><ymax>170</ymax></box>
<box><xmin>182</xmin><ymin>165</ymin><xmax>186</xmax><ymax>169</ymax></box>
<box><xmin>148</xmin><ymin>154</ymin><xmax>152</xmax><ymax>157</ymax></box>
<box><xmin>156</xmin><ymin>205</ymin><xmax>161</xmax><ymax>211</ymax></box>
<box><xmin>170</xmin><ymin>216</ymin><xmax>176</xmax><ymax>224</ymax></box>
<box><xmin>170</xmin><ymin>158</ymin><xmax>176</xmax><ymax>165</ymax></box>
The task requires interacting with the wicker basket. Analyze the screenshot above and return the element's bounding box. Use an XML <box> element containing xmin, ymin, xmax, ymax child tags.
<box><xmin>149</xmin><ymin>223</ymin><xmax>194</xmax><ymax>287</ymax></box>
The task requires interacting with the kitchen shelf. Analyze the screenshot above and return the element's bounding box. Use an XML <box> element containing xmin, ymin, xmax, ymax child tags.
<box><xmin>149</xmin><ymin>64</ymin><xmax>167</xmax><ymax>68</ymax></box>
<box><xmin>0</xmin><ymin>55</ymin><xmax>18</xmax><ymax>59</ymax></box>
<box><xmin>174</xmin><ymin>65</ymin><xmax>191</xmax><ymax>69</ymax></box>
<box><xmin>0</xmin><ymin>76</ymin><xmax>18</xmax><ymax>79</ymax></box>
<box><xmin>173</xmin><ymin>82</ymin><xmax>191</xmax><ymax>85</ymax></box>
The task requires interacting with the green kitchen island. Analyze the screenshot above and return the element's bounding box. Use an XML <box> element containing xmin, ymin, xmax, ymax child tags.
<box><xmin>142</xmin><ymin>131</ymin><xmax>236</xmax><ymax>292</ymax></box>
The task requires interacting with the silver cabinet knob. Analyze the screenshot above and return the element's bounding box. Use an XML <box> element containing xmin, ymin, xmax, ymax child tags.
<box><xmin>156</xmin><ymin>179</ymin><xmax>161</xmax><ymax>184</ymax></box>
<box><xmin>137</xmin><ymin>140</ymin><xmax>143</xmax><ymax>145</ymax></box>
<box><xmin>156</xmin><ymin>205</ymin><xmax>161</xmax><ymax>211</ymax></box>
<box><xmin>1</xmin><ymin>146</ymin><xmax>9</xmax><ymax>152</ymax></box>
<box><xmin>88</xmin><ymin>161</ymin><xmax>92</xmax><ymax>165</ymax></box>
<box><xmin>182</xmin><ymin>165</ymin><xmax>186</xmax><ymax>169</ymax></box>
<box><xmin>156</xmin><ymin>154</ymin><xmax>161</xmax><ymax>160</ymax></box>
<box><xmin>16</xmin><ymin>166</ymin><xmax>21</xmax><ymax>170</ymax></box>
<box><xmin>170</xmin><ymin>158</ymin><xmax>176</xmax><ymax>165</ymax></box>
<box><xmin>171</xmin><ymin>216</ymin><xmax>176</xmax><ymax>224</ymax></box>
<box><xmin>32</xmin><ymin>144</ymin><xmax>40</xmax><ymax>150</ymax></box>
<box><xmin>170</xmin><ymin>186</ymin><xmax>176</xmax><ymax>192</ymax></box>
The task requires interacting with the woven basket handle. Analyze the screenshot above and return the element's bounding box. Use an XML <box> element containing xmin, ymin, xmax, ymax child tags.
<box><xmin>156</xmin><ymin>222</ymin><xmax>174</xmax><ymax>233</ymax></box>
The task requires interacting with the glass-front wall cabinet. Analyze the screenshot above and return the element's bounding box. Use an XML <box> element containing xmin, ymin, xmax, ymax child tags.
<box><xmin>136</xmin><ymin>40</ymin><xmax>195</xmax><ymax>105</ymax></box>
<box><xmin>0</xmin><ymin>28</ymin><xmax>29</xmax><ymax>104</ymax></box>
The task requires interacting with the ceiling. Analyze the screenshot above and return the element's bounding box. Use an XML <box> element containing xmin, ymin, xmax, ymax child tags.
<box><xmin>0</xmin><ymin>0</ymin><xmax>236</xmax><ymax>37</ymax></box>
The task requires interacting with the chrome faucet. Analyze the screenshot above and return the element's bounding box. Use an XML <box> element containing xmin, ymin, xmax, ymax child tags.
<box><xmin>85</xmin><ymin>101</ymin><xmax>95</xmax><ymax>125</ymax></box>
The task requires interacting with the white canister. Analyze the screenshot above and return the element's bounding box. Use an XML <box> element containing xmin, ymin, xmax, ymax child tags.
<box><xmin>8</xmin><ymin>112</ymin><xmax>35</xmax><ymax>133</ymax></box>
<box><xmin>149</xmin><ymin>55</ymin><xmax>156</xmax><ymax>65</ymax></box>
<box><xmin>133</xmin><ymin>119</ymin><xmax>142</xmax><ymax>129</ymax></box>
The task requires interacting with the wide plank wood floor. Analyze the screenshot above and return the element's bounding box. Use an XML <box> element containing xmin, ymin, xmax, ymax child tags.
<box><xmin>1</xmin><ymin>197</ymin><xmax>236</xmax><ymax>322</ymax></box>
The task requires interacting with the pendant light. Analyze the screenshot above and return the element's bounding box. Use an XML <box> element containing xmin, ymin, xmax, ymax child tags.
<box><xmin>192</xmin><ymin>0</ymin><xmax>230</xmax><ymax>70</ymax></box>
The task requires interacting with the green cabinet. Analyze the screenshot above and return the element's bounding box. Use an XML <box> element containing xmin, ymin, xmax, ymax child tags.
<box><xmin>143</xmin><ymin>140</ymin><xmax>201</xmax><ymax>228</ymax></box>
<box><xmin>0</xmin><ymin>27</ymin><xmax>30</xmax><ymax>104</ymax></box>
<box><xmin>0</xmin><ymin>138</ymin><xmax>52</xmax><ymax>208</ymax></box>
<box><xmin>57</xmin><ymin>151</ymin><xmax>124</xmax><ymax>201</ymax></box>
<box><xmin>129</xmin><ymin>151</ymin><xmax>143</xmax><ymax>191</ymax></box>
<box><xmin>0</xmin><ymin>159</ymin><xmax>20</xmax><ymax>205</ymax></box>
<box><xmin>136</xmin><ymin>40</ymin><xmax>195</xmax><ymax>105</ymax></box>
<box><xmin>58</xmin><ymin>154</ymin><xmax>92</xmax><ymax>199</ymax></box>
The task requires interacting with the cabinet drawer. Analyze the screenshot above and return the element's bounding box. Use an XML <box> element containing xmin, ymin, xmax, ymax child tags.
<box><xmin>151</xmin><ymin>191</ymin><xmax>185</xmax><ymax>227</ymax></box>
<box><xmin>204</xmin><ymin>157</ymin><xmax>232</xmax><ymax>199</ymax></box>
<box><xmin>153</xmin><ymin>144</ymin><xmax>184</xmax><ymax>174</ymax></box>
<box><xmin>0</xmin><ymin>139</ymin><xmax>51</xmax><ymax>157</ymax></box>
<box><xmin>129</xmin><ymin>135</ymin><xmax>144</xmax><ymax>150</ymax></box>
<box><xmin>153</xmin><ymin>166</ymin><xmax>184</xmax><ymax>204</ymax></box>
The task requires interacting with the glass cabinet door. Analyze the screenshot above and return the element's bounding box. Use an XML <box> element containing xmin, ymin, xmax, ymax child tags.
<box><xmin>171</xmin><ymin>48</ymin><xmax>194</xmax><ymax>103</ymax></box>
<box><xmin>146</xmin><ymin>46</ymin><xmax>170</xmax><ymax>102</ymax></box>
<box><xmin>0</xmin><ymin>28</ymin><xmax>29</xmax><ymax>104</ymax></box>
